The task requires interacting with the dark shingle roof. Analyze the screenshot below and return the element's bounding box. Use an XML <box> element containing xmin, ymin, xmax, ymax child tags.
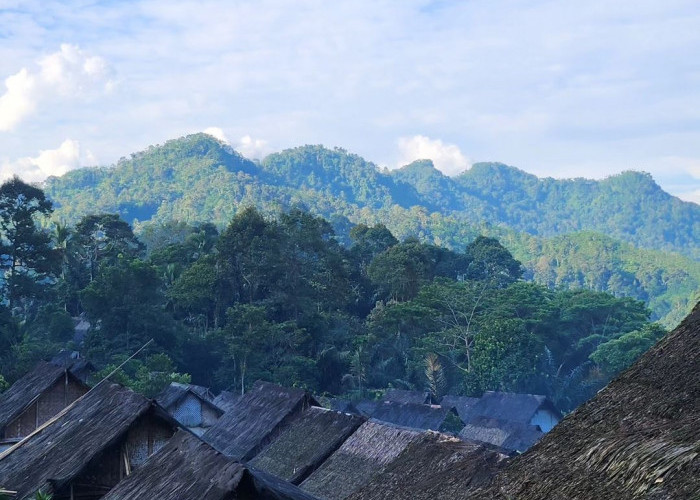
<box><xmin>462</xmin><ymin>391</ymin><xmax>560</xmax><ymax>424</ymax></box>
<box><xmin>440</xmin><ymin>395</ymin><xmax>479</xmax><ymax>422</ymax></box>
<box><xmin>203</xmin><ymin>380</ymin><xmax>318</xmax><ymax>461</ymax></box>
<box><xmin>249</xmin><ymin>406</ymin><xmax>365</xmax><ymax>484</ymax></box>
<box><xmin>367</xmin><ymin>401</ymin><xmax>462</xmax><ymax>432</ymax></box>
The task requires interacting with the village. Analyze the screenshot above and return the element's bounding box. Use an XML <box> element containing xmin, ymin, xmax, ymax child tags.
<box><xmin>0</xmin><ymin>302</ymin><xmax>698</xmax><ymax>499</ymax></box>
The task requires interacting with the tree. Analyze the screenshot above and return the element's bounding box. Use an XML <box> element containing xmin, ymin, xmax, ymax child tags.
<box><xmin>73</xmin><ymin>213</ymin><xmax>144</xmax><ymax>283</ymax></box>
<box><xmin>0</xmin><ymin>177</ymin><xmax>60</xmax><ymax>313</ymax></box>
<box><xmin>590</xmin><ymin>323</ymin><xmax>666</xmax><ymax>375</ymax></box>
<box><xmin>464</xmin><ymin>235</ymin><xmax>522</xmax><ymax>287</ymax></box>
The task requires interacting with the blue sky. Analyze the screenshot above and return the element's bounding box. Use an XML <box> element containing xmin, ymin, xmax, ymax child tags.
<box><xmin>1</xmin><ymin>0</ymin><xmax>699</xmax><ymax>203</ymax></box>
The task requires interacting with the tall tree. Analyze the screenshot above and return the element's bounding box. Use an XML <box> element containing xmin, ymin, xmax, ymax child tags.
<box><xmin>0</xmin><ymin>177</ymin><xmax>59</xmax><ymax>313</ymax></box>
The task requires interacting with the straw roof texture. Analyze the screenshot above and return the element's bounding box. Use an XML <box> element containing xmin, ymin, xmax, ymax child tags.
<box><xmin>249</xmin><ymin>406</ymin><xmax>365</xmax><ymax>484</ymax></box>
<box><xmin>203</xmin><ymin>380</ymin><xmax>317</xmax><ymax>461</ymax></box>
<box><xmin>346</xmin><ymin>432</ymin><xmax>509</xmax><ymax>500</ymax></box>
<box><xmin>102</xmin><ymin>430</ymin><xmax>246</xmax><ymax>500</ymax></box>
<box><xmin>459</xmin><ymin>416</ymin><xmax>543</xmax><ymax>452</ymax></box>
<box><xmin>478</xmin><ymin>301</ymin><xmax>700</xmax><ymax>499</ymax></box>
<box><xmin>0</xmin><ymin>362</ymin><xmax>83</xmax><ymax>432</ymax></box>
<box><xmin>0</xmin><ymin>382</ymin><xmax>176</xmax><ymax>499</ymax></box>
<box><xmin>299</xmin><ymin>420</ymin><xmax>422</xmax><ymax>500</ymax></box>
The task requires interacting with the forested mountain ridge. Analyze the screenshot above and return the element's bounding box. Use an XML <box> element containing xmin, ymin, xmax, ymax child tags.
<box><xmin>43</xmin><ymin>133</ymin><xmax>700</xmax><ymax>326</ymax></box>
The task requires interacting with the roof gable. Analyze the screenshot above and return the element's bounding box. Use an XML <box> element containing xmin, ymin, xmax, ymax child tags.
<box><xmin>300</xmin><ymin>420</ymin><xmax>422</xmax><ymax>500</ymax></box>
<box><xmin>0</xmin><ymin>362</ymin><xmax>87</xmax><ymax>431</ymax></box>
<box><xmin>249</xmin><ymin>406</ymin><xmax>365</xmax><ymax>484</ymax></box>
<box><xmin>203</xmin><ymin>380</ymin><xmax>317</xmax><ymax>460</ymax></box>
<box><xmin>0</xmin><ymin>382</ymin><xmax>175</xmax><ymax>498</ymax></box>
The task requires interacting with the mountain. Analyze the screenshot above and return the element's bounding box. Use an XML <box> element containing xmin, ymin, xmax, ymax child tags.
<box><xmin>43</xmin><ymin>133</ymin><xmax>700</xmax><ymax>326</ymax></box>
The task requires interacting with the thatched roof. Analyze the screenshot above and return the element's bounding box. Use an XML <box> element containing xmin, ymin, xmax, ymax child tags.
<box><xmin>0</xmin><ymin>361</ymin><xmax>88</xmax><ymax>432</ymax></box>
<box><xmin>249</xmin><ymin>406</ymin><xmax>365</xmax><ymax>484</ymax></box>
<box><xmin>346</xmin><ymin>432</ymin><xmax>509</xmax><ymax>500</ymax></box>
<box><xmin>103</xmin><ymin>431</ymin><xmax>321</xmax><ymax>500</ymax></box>
<box><xmin>213</xmin><ymin>390</ymin><xmax>240</xmax><ymax>413</ymax></box>
<box><xmin>300</xmin><ymin>420</ymin><xmax>423</xmax><ymax>500</ymax></box>
<box><xmin>381</xmin><ymin>389</ymin><xmax>433</xmax><ymax>405</ymax></box>
<box><xmin>203</xmin><ymin>380</ymin><xmax>318</xmax><ymax>461</ymax></box>
<box><xmin>156</xmin><ymin>382</ymin><xmax>215</xmax><ymax>409</ymax></box>
<box><xmin>462</xmin><ymin>391</ymin><xmax>561</xmax><ymax>424</ymax></box>
<box><xmin>0</xmin><ymin>382</ymin><xmax>179</xmax><ymax>499</ymax></box>
<box><xmin>440</xmin><ymin>394</ymin><xmax>480</xmax><ymax>422</ymax></box>
<box><xmin>102</xmin><ymin>430</ymin><xmax>246</xmax><ymax>500</ymax></box>
<box><xmin>459</xmin><ymin>416</ymin><xmax>543</xmax><ymax>452</ymax></box>
<box><xmin>364</xmin><ymin>401</ymin><xmax>463</xmax><ymax>432</ymax></box>
<box><xmin>479</xmin><ymin>301</ymin><xmax>700</xmax><ymax>499</ymax></box>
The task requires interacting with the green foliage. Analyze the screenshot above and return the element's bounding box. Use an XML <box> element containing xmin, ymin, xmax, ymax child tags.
<box><xmin>91</xmin><ymin>353</ymin><xmax>191</xmax><ymax>398</ymax></box>
<box><xmin>0</xmin><ymin>373</ymin><xmax>8</xmax><ymax>392</ymax></box>
<box><xmin>0</xmin><ymin>177</ymin><xmax>60</xmax><ymax>313</ymax></box>
<box><xmin>590</xmin><ymin>323</ymin><xmax>666</xmax><ymax>375</ymax></box>
<box><xmin>42</xmin><ymin>136</ymin><xmax>699</xmax><ymax>326</ymax></box>
<box><xmin>0</xmin><ymin>176</ymin><xmax>678</xmax><ymax>414</ymax></box>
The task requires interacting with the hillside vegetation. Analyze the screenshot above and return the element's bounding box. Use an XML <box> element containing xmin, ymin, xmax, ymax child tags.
<box><xmin>43</xmin><ymin>134</ymin><xmax>700</xmax><ymax>326</ymax></box>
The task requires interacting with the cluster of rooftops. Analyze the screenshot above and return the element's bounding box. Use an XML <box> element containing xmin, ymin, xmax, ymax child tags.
<box><xmin>1</xmin><ymin>298</ymin><xmax>698</xmax><ymax>500</ymax></box>
<box><xmin>0</xmin><ymin>353</ymin><xmax>560</xmax><ymax>500</ymax></box>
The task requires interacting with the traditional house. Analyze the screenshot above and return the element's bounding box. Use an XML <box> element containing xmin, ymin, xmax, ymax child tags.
<box><xmin>156</xmin><ymin>382</ymin><xmax>223</xmax><ymax>435</ymax></box>
<box><xmin>249</xmin><ymin>406</ymin><xmax>365</xmax><ymax>484</ymax></box>
<box><xmin>366</xmin><ymin>401</ymin><xmax>464</xmax><ymax>433</ymax></box>
<box><xmin>346</xmin><ymin>432</ymin><xmax>509</xmax><ymax>500</ymax></box>
<box><xmin>0</xmin><ymin>361</ymin><xmax>90</xmax><ymax>451</ymax></box>
<box><xmin>476</xmin><ymin>302</ymin><xmax>700</xmax><ymax>499</ymax></box>
<box><xmin>381</xmin><ymin>389</ymin><xmax>435</xmax><ymax>405</ymax></box>
<box><xmin>101</xmin><ymin>431</ymin><xmax>318</xmax><ymax>500</ymax></box>
<box><xmin>299</xmin><ymin>420</ymin><xmax>423</xmax><ymax>500</ymax></box>
<box><xmin>459</xmin><ymin>417</ymin><xmax>543</xmax><ymax>452</ymax></box>
<box><xmin>203</xmin><ymin>380</ymin><xmax>319</xmax><ymax>461</ymax></box>
<box><xmin>0</xmin><ymin>382</ymin><xmax>180</xmax><ymax>500</ymax></box>
<box><xmin>463</xmin><ymin>391</ymin><xmax>561</xmax><ymax>432</ymax></box>
<box><xmin>439</xmin><ymin>394</ymin><xmax>479</xmax><ymax>423</ymax></box>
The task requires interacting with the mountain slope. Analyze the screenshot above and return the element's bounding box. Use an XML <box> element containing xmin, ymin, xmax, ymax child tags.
<box><xmin>43</xmin><ymin>134</ymin><xmax>700</xmax><ymax>326</ymax></box>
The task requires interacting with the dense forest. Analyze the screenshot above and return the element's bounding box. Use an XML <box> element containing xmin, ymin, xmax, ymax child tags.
<box><xmin>0</xmin><ymin>177</ymin><xmax>667</xmax><ymax>412</ymax></box>
<box><xmin>43</xmin><ymin>134</ymin><xmax>700</xmax><ymax>327</ymax></box>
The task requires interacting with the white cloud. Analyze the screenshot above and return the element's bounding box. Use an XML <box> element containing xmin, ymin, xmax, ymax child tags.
<box><xmin>1</xmin><ymin>139</ymin><xmax>83</xmax><ymax>183</ymax></box>
<box><xmin>0</xmin><ymin>44</ymin><xmax>114</xmax><ymax>131</ymax></box>
<box><xmin>396</xmin><ymin>135</ymin><xmax>471</xmax><ymax>176</ymax></box>
<box><xmin>203</xmin><ymin>127</ymin><xmax>229</xmax><ymax>144</ymax></box>
<box><xmin>236</xmin><ymin>135</ymin><xmax>270</xmax><ymax>159</ymax></box>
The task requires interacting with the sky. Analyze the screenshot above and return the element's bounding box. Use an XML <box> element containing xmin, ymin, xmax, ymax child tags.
<box><xmin>1</xmin><ymin>1</ymin><xmax>699</xmax><ymax>203</ymax></box>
